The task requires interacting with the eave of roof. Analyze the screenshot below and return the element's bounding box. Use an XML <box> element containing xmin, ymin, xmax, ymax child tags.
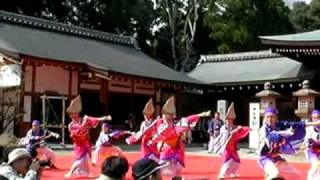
<box><xmin>260</xmin><ymin>30</ymin><xmax>320</xmax><ymax>46</ymax></box>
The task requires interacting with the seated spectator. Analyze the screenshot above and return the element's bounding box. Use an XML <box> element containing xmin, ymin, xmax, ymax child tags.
<box><xmin>132</xmin><ymin>158</ymin><xmax>168</xmax><ymax>180</ymax></box>
<box><xmin>96</xmin><ymin>156</ymin><xmax>129</xmax><ymax>180</ymax></box>
<box><xmin>0</xmin><ymin>148</ymin><xmax>40</xmax><ymax>180</ymax></box>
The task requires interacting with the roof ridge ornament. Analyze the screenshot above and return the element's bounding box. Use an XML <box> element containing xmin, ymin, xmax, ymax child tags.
<box><xmin>199</xmin><ymin>50</ymin><xmax>282</xmax><ymax>63</ymax></box>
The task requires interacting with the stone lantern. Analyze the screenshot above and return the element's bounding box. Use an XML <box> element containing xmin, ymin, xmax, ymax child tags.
<box><xmin>256</xmin><ymin>82</ymin><xmax>281</xmax><ymax>116</ymax></box>
<box><xmin>293</xmin><ymin>80</ymin><xmax>320</xmax><ymax>121</ymax></box>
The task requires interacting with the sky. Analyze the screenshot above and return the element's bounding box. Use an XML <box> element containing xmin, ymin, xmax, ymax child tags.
<box><xmin>283</xmin><ymin>0</ymin><xmax>312</xmax><ymax>7</ymax></box>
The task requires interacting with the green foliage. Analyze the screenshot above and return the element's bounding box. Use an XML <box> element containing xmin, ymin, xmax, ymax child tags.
<box><xmin>204</xmin><ymin>0</ymin><xmax>294</xmax><ymax>53</ymax></box>
<box><xmin>290</xmin><ymin>0</ymin><xmax>320</xmax><ymax>32</ymax></box>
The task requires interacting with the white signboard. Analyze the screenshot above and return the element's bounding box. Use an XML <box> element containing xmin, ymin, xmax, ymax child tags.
<box><xmin>249</xmin><ymin>103</ymin><xmax>260</xmax><ymax>149</ymax></box>
<box><xmin>217</xmin><ymin>100</ymin><xmax>227</xmax><ymax>120</ymax></box>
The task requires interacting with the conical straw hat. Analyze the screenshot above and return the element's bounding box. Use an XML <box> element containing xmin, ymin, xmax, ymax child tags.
<box><xmin>225</xmin><ymin>102</ymin><xmax>236</xmax><ymax>119</ymax></box>
<box><xmin>66</xmin><ymin>95</ymin><xmax>82</xmax><ymax>114</ymax></box>
<box><xmin>143</xmin><ymin>98</ymin><xmax>155</xmax><ymax>115</ymax></box>
<box><xmin>162</xmin><ymin>96</ymin><xmax>176</xmax><ymax>115</ymax></box>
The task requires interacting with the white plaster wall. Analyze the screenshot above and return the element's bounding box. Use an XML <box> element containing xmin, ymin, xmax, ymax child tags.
<box><xmin>35</xmin><ymin>65</ymin><xmax>69</xmax><ymax>94</ymax></box>
<box><xmin>23</xmin><ymin>95</ymin><xmax>32</xmax><ymax>122</ymax></box>
<box><xmin>24</xmin><ymin>65</ymin><xmax>33</xmax><ymax>92</ymax></box>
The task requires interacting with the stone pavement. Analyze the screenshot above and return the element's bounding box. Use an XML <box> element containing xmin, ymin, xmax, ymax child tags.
<box><xmin>48</xmin><ymin>142</ymin><xmax>308</xmax><ymax>163</ymax></box>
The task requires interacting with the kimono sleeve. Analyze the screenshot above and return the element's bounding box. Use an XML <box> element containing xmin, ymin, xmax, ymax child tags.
<box><xmin>82</xmin><ymin>116</ymin><xmax>99</xmax><ymax>128</ymax></box>
<box><xmin>175</xmin><ymin>114</ymin><xmax>200</xmax><ymax>136</ymax></box>
<box><xmin>277</xmin><ymin>121</ymin><xmax>306</xmax><ymax>141</ymax></box>
<box><xmin>126</xmin><ymin>119</ymin><xmax>158</xmax><ymax>145</ymax></box>
<box><xmin>233</xmin><ymin>126</ymin><xmax>250</xmax><ymax>141</ymax></box>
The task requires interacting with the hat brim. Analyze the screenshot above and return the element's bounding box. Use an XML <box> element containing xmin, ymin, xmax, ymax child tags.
<box><xmin>135</xmin><ymin>161</ymin><xmax>170</xmax><ymax>180</ymax></box>
<box><xmin>8</xmin><ymin>154</ymin><xmax>31</xmax><ymax>164</ymax></box>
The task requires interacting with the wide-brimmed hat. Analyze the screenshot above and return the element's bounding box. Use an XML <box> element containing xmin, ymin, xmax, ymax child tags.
<box><xmin>66</xmin><ymin>95</ymin><xmax>82</xmax><ymax>114</ymax></box>
<box><xmin>143</xmin><ymin>98</ymin><xmax>155</xmax><ymax>115</ymax></box>
<box><xmin>132</xmin><ymin>158</ymin><xmax>169</xmax><ymax>180</ymax></box>
<box><xmin>7</xmin><ymin>148</ymin><xmax>31</xmax><ymax>164</ymax></box>
<box><xmin>162</xmin><ymin>96</ymin><xmax>176</xmax><ymax>115</ymax></box>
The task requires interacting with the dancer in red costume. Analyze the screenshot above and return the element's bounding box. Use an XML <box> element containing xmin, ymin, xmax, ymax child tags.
<box><xmin>213</xmin><ymin>102</ymin><xmax>250</xmax><ymax>179</ymax></box>
<box><xmin>127</xmin><ymin>96</ymin><xmax>210</xmax><ymax>178</ymax></box>
<box><xmin>64</xmin><ymin>95</ymin><xmax>111</xmax><ymax>179</ymax></box>
<box><xmin>126</xmin><ymin>98</ymin><xmax>159</xmax><ymax>161</ymax></box>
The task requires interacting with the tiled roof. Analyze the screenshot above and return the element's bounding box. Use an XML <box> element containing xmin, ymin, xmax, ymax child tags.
<box><xmin>189</xmin><ymin>51</ymin><xmax>313</xmax><ymax>85</ymax></box>
<box><xmin>0</xmin><ymin>10</ymin><xmax>136</xmax><ymax>47</ymax></box>
<box><xmin>0</xmin><ymin>11</ymin><xmax>201</xmax><ymax>84</ymax></box>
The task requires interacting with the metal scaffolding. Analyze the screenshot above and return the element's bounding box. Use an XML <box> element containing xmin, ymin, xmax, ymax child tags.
<box><xmin>40</xmin><ymin>95</ymin><xmax>67</xmax><ymax>144</ymax></box>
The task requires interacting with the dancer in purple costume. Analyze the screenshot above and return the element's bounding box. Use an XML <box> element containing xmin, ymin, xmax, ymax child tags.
<box><xmin>305</xmin><ymin>109</ymin><xmax>320</xmax><ymax>180</ymax></box>
<box><xmin>92</xmin><ymin>123</ymin><xmax>130</xmax><ymax>166</ymax></box>
<box><xmin>258</xmin><ymin>107</ymin><xmax>320</xmax><ymax>180</ymax></box>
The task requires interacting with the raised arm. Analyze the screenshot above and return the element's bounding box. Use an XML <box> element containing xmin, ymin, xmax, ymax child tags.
<box><xmin>305</xmin><ymin>120</ymin><xmax>320</xmax><ymax>127</ymax></box>
<box><xmin>175</xmin><ymin>111</ymin><xmax>211</xmax><ymax>135</ymax></box>
<box><xmin>126</xmin><ymin>119</ymin><xmax>159</xmax><ymax>145</ymax></box>
<box><xmin>82</xmin><ymin>115</ymin><xmax>112</xmax><ymax>128</ymax></box>
<box><xmin>231</xmin><ymin>126</ymin><xmax>250</xmax><ymax>141</ymax></box>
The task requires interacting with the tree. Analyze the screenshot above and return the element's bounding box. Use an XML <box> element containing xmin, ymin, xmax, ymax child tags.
<box><xmin>0</xmin><ymin>59</ymin><xmax>24</xmax><ymax>134</ymax></box>
<box><xmin>150</xmin><ymin>0</ymin><xmax>204</xmax><ymax>71</ymax></box>
<box><xmin>290</xmin><ymin>0</ymin><xmax>320</xmax><ymax>32</ymax></box>
<box><xmin>204</xmin><ymin>0</ymin><xmax>294</xmax><ymax>53</ymax></box>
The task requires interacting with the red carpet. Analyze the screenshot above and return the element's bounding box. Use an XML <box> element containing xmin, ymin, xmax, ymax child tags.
<box><xmin>42</xmin><ymin>152</ymin><xmax>309</xmax><ymax>180</ymax></box>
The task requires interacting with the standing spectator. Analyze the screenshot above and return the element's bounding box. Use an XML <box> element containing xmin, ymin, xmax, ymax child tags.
<box><xmin>96</xmin><ymin>156</ymin><xmax>129</xmax><ymax>180</ymax></box>
<box><xmin>207</xmin><ymin>112</ymin><xmax>224</xmax><ymax>153</ymax></box>
<box><xmin>125</xmin><ymin>113</ymin><xmax>137</xmax><ymax>131</ymax></box>
<box><xmin>132</xmin><ymin>158</ymin><xmax>168</xmax><ymax>180</ymax></box>
<box><xmin>0</xmin><ymin>148</ymin><xmax>40</xmax><ymax>180</ymax></box>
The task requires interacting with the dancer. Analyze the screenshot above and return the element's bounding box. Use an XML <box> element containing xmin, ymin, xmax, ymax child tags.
<box><xmin>213</xmin><ymin>102</ymin><xmax>250</xmax><ymax>179</ymax></box>
<box><xmin>305</xmin><ymin>109</ymin><xmax>320</xmax><ymax>180</ymax></box>
<box><xmin>258</xmin><ymin>107</ymin><xmax>320</xmax><ymax>180</ymax></box>
<box><xmin>128</xmin><ymin>96</ymin><xmax>210</xmax><ymax>177</ymax></box>
<box><xmin>126</xmin><ymin>98</ymin><xmax>159</xmax><ymax>161</ymax></box>
<box><xmin>64</xmin><ymin>95</ymin><xmax>111</xmax><ymax>179</ymax></box>
<box><xmin>92</xmin><ymin>123</ymin><xmax>130</xmax><ymax>166</ymax></box>
<box><xmin>25</xmin><ymin>120</ymin><xmax>59</xmax><ymax>168</ymax></box>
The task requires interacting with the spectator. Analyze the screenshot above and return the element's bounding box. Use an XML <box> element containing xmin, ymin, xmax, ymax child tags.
<box><xmin>207</xmin><ymin>112</ymin><xmax>223</xmax><ymax>153</ymax></box>
<box><xmin>125</xmin><ymin>113</ymin><xmax>137</xmax><ymax>131</ymax></box>
<box><xmin>132</xmin><ymin>158</ymin><xmax>168</xmax><ymax>180</ymax></box>
<box><xmin>96</xmin><ymin>156</ymin><xmax>129</xmax><ymax>180</ymax></box>
<box><xmin>0</xmin><ymin>148</ymin><xmax>40</xmax><ymax>180</ymax></box>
